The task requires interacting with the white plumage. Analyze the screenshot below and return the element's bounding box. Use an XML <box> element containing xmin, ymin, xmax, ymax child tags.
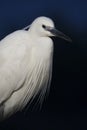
<box><xmin>0</xmin><ymin>16</ymin><xmax>71</xmax><ymax>120</ymax></box>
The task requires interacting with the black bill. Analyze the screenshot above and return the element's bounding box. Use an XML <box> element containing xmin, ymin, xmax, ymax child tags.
<box><xmin>46</xmin><ymin>27</ymin><xmax>72</xmax><ymax>42</ymax></box>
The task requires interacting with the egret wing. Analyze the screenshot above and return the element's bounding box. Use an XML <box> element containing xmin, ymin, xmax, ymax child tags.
<box><xmin>0</xmin><ymin>30</ymin><xmax>31</xmax><ymax>104</ymax></box>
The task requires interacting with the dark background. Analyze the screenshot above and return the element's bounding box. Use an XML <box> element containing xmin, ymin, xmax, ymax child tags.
<box><xmin>0</xmin><ymin>0</ymin><xmax>87</xmax><ymax>129</ymax></box>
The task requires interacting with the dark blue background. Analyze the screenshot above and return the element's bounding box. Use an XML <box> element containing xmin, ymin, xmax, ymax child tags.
<box><xmin>0</xmin><ymin>0</ymin><xmax>87</xmax><ymax>129</ymax></box>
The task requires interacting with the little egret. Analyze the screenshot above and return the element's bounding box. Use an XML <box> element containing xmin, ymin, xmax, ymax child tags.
<box><xmin>0</xmin><ymin>16</ymin><xmax>71</xmax><ymax>120</ymax></box>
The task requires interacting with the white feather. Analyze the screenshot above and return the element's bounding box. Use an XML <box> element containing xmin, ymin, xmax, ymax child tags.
<box><xmin>0</xmin><ymin>16</ymin><xmax>55</xmax><ymax>120</ymax></box>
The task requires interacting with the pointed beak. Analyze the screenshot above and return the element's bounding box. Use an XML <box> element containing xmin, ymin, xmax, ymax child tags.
<box><xmin>47</xmin><ymin>27</ymin><xmax>72</xmax><ymax>42</ymax></box>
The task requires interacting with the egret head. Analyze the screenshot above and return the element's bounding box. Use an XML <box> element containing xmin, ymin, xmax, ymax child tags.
<box><xmin>29</xmin><ymin>16</ymin><xmax>71</xmax><ymax>42</ymax></box>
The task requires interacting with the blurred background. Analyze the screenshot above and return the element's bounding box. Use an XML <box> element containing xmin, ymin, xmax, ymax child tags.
<box><xmin>0</xmin><ymin>0</ymin><xmax>87</xmax><ymax>129</ymax></box>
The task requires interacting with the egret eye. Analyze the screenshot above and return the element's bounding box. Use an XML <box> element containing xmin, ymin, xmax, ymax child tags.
<box><xmin>42</xmin><ymin>25</ymin><xmax>46</xmax><ymax>29</ymax></box>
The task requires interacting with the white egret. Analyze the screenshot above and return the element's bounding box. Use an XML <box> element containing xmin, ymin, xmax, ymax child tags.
<box><xmin>0</xmin><ymin>16</ymin><xmax>71</xmax><ymax>120</ymax></box>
